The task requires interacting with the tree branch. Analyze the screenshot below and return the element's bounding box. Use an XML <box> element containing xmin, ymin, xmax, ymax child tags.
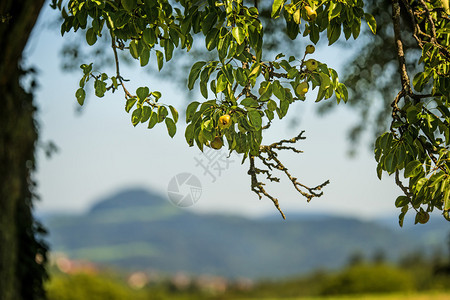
<box><xmin>248</xmin><ymin>131</ymin><xmax>330</xmax><ymax>219</ymax></box>
<box><xmin>392</xmin><ymin>0</ymin><xmax>412</xmax><ymax>96</ymax></box>
<box><xmin>111</xmin><ymin>37</ymin><xmax>133</xmax><ymax>99</ymax></box>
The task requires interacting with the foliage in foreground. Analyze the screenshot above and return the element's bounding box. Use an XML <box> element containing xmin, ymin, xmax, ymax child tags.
<box><xmin>50</xmin><ymin>0</ymin><xmax>450</xmax><ymax>223</ymax></box>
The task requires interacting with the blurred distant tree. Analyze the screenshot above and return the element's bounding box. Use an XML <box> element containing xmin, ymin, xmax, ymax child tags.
<box><xmin>0</xmin><ymin>1</ymin><xmax>48</xmax><ymax>300</ymax></box>
<box><xmin>347</xmin><ymin>251</ymin><xmax>366</xmax><ymax>266</ymax></box>
<box><xmin>372</xmin><ymin>249</ymin><xmax>387</xmax><ymax>264</ymax></box>
<box><xmin>46</xmin><ymin>272</ymin><xmax>147</xmax><ymax>300</ymax></box>
<box><xmin>318</xmin><ymin>0</ymin><xmax>419</xmax><ymax>150</ymax></box>
<box><xmin>320</xmin><ymin>263</ymin><xmax>414</xmax><ymax>295</ymax></box>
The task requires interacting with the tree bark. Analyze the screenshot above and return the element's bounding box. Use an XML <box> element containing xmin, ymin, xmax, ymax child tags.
<box><xmin>0</xmin><ymin>1</ymin><xmax>47</xmax><ymax>299</ymax></box>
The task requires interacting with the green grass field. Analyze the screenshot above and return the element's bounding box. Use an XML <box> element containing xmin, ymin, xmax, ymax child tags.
<box><xmin>259</xmin><ymin>292</ymin><xmax>450</xmax><ymax>300</ymax></box>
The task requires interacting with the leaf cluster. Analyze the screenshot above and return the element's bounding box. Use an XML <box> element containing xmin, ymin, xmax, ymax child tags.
<box><xmin>373</xmin><ymin>0</ymin><xmax>450</xmax><ymax>224</ymax></box>
<box><xmin>56</xmin><ymin>0</ymin><xmax>450</xmax><ymax>222</ymax></box>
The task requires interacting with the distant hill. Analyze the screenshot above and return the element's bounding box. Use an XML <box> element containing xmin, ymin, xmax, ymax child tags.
<box><xmin>43</xmin><ymin>188</ymin><xmax>449</xmax><ymax>278</ymax></box>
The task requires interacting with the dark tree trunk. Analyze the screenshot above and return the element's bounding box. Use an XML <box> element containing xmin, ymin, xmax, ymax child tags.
<box><xmin>0</xmin><ymin>1</ymin><xmax>47</xmax><ymax>299</ymax></box>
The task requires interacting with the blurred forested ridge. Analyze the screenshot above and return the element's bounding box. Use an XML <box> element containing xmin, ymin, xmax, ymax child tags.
<box><xmin>42</xmin><ymin>188</ymin><xmax>449</xmax><ymax>279</ymax></box>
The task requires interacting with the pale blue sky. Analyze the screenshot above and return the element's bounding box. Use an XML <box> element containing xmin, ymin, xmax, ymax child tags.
<box><xmin>29</xmin><ymin>3</ymin><xmax>402</xmax><ymax>220</ymax></box>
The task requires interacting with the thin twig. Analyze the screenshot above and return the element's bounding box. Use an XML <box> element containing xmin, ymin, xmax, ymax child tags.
<box><xmin>111</xmin><ymin>37</ymin><xmax>133</xmax><ymax>99</ymax></box>
<box><xmin>248</xmin><ymin>131</ymin><xmax>330</xmax><ymax>219</ymax></box>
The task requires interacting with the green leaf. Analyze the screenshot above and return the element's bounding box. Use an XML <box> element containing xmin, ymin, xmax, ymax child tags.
<box><xmin>379</xmin><ymin>132</ymin><xmax>393</xmax><ymax>153</ymax></box>
<box><xmin>121</xmin><ymin>0</ymin><xmax>137</xmax><ymax>11</ymax></box>
<box><xmin>202</xmin><ymin>12</ymin><xmax>218</xmax><ymax>35</ymax></box>
<box><xmin>343</xmin><ymin>24</ymin><xmax>352</xmax><ymax>40</ymax></box>
<box><xmin>129</xmin><ymin>40</ymin><xmax>139</xmax><ymax>59</ymax></box>
<box><xmin>141</xmin><ymin>106</ymin><xmax>151</xmax><ymax>123</ymax></box>
<box><xmin>247</xmin><ymin>110</ymin><xmax>262</xmax><ymax>129</ymax></box>
<box><xmin>398</xmin><ymin>212</ymin><xmax>405</xmax><ymax>227</ymax></box>
<box><xmin>75</xmin><ymin>88</ymin><xmax>86</xmax><ymax>106</ymax></box>
<box><xmin>241</xmin><ymin>97</ymin><xmax>259</xmax><ymax>108</ymax></box>
<box><xmin>259</xmin><ymin>81</ymin><xmax>272</xmax><ymax>101</ymax></box>
<box><xmin>222</xmin><ymin>64</ymin><xmax>234</xmax><ymax>84</ymax></box>
<box><xmin>279</xmin><ymin>99</ymin><xmax>289</xmax><ymax>118</ymax></box>
<box><xmin>148</xmin><ymin>111</ymin><xmax>158</xmax><ymax>129</ymax></box>
<box><xmin>395</xmin><ymin>196</ymin><xmax>409</xmax><ymax>208</ymax></box>
<box><xmin>165</xmin><ymin>118</ymin><xmax>177</xmax><ymax>137</ymax></box>
<box><xmin>406</xmin><ymin>106</ymin><xmax>420</xmax><ymax>124</ymax></box>
<box><xmin>164</xmin><ymin>39</ymin><xmax>174</xmax><ymax>61</ymax></box>
<box><xmin>405</xmin><ymin>160</ymin><xmax>422</xmax><ymax>178</ymax></box>
<box><xmin>329</xmin><ymin>2</ymin><xmax>342</xmax><ymax>18</ymax></box>
<box><xmin>86</xmin><ymin>27</ymin><xmax>97</xmax><ymax>45</ymax></box>
<box><xmin>232</xmin><ymin>26</ymin><xmax>245</xmax><ymax>45</ymax></box>
<box><xmin>384</xmin><ymin>150</ymin><xmax>396</xmax><ymax>174</ymax></box>
<box><xmin>272</xmin><ymin>80</ymin><xmax>285</xmax><ymax>101</ymax></box>
<box><xmin>267</xmin><ymin>99</ymin><xmax>277</xmax><ymax>111</ymax></box>
<box><xmin>216</xmin><ymin>74</ymin><xmax>227</xmax><ymax>93</ymax></box>
<box><xmin>158</xmin><ymin>106</ymin><xmax>168</xmax><ymax>123</ymax></box>
<box><xmin>364</xmin><ymin>13</ymin><xmax>377</xmax><ymax>34</ymax></box>
<box><xmin>271</xmin><ymin>0</ymin><xmax>285</xmax><ymax>18</ymax></box>
<box><xmin>151</xmin><ymin>91</ymin><xmax>161</xmax><ymax>100</ymax></box>
<box><xmin>188</xmin><ymin>61</ymin><xmax>206</xmax><ymax>90</ymax></box>
<box><xmin>186</xmin><ymin>101</ymin><xmax>200</xmax><ymax>123</ymax></box>
<box><xmin>185</xmin><ymin>123</ymin><xmax>195</xmax><ymax>146</ymax></box>
<box><xmin>125</xmin><ymin>98</ymin><xmax>137</xmax><ymax>113</ymax></box>
<box><xmin>396</xmin><ymin>143</ymin><xmax>407</xmax><ymax>168</ymax></box>
<box><xmin>94</xmin><ymin>80</ymin><xmax>107</xmax><ymax>97</ymax></box>
<box><xmin>199</xmin><ymin>67</ymin><xmax>212</xmax><ymax>99</ymax></box>
<box><xmin>429</xmin><ymin>172</ymin><xmax>446</xmax><ymax>187</ymax></box>
<box><xmin>236</xmin><ymin>68</ymin><xmax>247</xmax><ymax>86</ymax></box>
<box><xmin>287</xmin><ymin>68</ymin><xmax>298</xmax><ymax>79</ymax></box>
<box><xmin>327</xmin><ymin>23</ymin><xmax>341</xmax><ymax>46</ymax></box>
<box><xmin>337</xmin><ymin>83</ymin><xmax>348</xmax><ymax>103</ymax></box>
<box><xmin>248</xmin><ymin>63</ymin><xmax>261</xmax><ymax>80</ymax></box>
<box><xmin>287</xmin><ymin>20</ymin><xmax>299</xmax><ymax>39</ymax></box>
<box><xmin>200</xmin><ymin>80</ymin><xmax>208</xmax><ymax>99</ymax></box>
<box><xmin>142</xmin><ymin>27</ymin><xmax>156</xmax><ymax>46</ymax></box>
<box><xmin>293</xmin><ymin>8</ymin><xmax>301</xmax><ymax>24</ymax></box>
<box><xmin>444</xmin><ymin>181</ymin><xmax>450</xmax><ymax>211</ymax></box>
<box><xmin>140</xmin><ymin>48</ymin><xmax>150</xmax><ymax>66</ymax></box>
<box><xmin>315</xmin><ymin>86</ymin><xmax>326</xmax><ymax>102</ymax></box>
<box><xmin>412</xmin><ymin>72</ymin><xmax>430</xmax><ymax>92</ymax></box>
<box><xmin>376</xmin><ymin>163</ymin><xmax>383</xmax><ymax>180</ymax></box>
<box><xmin>265</xmin><ymin>109</ymin><xmax>274</xmax><ymax>121</ymax></box>
<box><xmin>352</xmin><ymin>18</ymin><xmax>361</xmax><ymax>39</ymax></box>
<box><xmin>169</xmin><ymin>105</ymin><xmax>178</xmax><ymax>123</ymax></box>
<box><xmin>309</xmin><ymin>24</ymin><xmax>319</xmax><ymax>44</ymax></box>
<box><xmin>205</xmin><ymin>28</ymin><xmax>219</xmax><ymax>51</ymax></box>
<box><xmin>136</xmin><ymin>87</ymin><xmax>149</xmax><ymax>100</ymax></box>
<box><xmin>156</xmin><ymin>50</ymin><xmax>164</xmax><ymax>70</ymax></box>
<box><xmin>279</xmin><ymin>60</ymin><xmax>291</xmax><ymax>71</ymax></box>
<box><xmin>131</xmin><ymin>108</ymin><xmax>142</xmax><ymax>126</ymax></box>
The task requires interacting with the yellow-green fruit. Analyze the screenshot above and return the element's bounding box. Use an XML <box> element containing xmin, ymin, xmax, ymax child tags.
<box><xmin>218</xmin><ymin>114</ymin><xmax>231</xmax><ymax>129</ymax></box>
<box><xmin>305</xmin><ymin>45</ymin><xmax>315</xmax><ymax>54</ymax></box>
<box><xmin>305</xmin><ymin>59</ymin><xmax>318</xmax><ymax>71</ymax></box>
<box><xmin>296</xmin><ymin>82</ymin><xmax>309</xmax><ymax>95</ymax></box>
<box><xmin>417</xmin><ymin>211</ymin><xmax>430</xmax><ymax>224</ymax></box>
<box><xmin>304</xmin><ymin>6</ymin><xmax>317</xmax><ymax>21</ymax></box>
<box><xmin>210</xmin><ymin>136</ymin><xmax>223</xmax><ymax>150</ymax></box>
